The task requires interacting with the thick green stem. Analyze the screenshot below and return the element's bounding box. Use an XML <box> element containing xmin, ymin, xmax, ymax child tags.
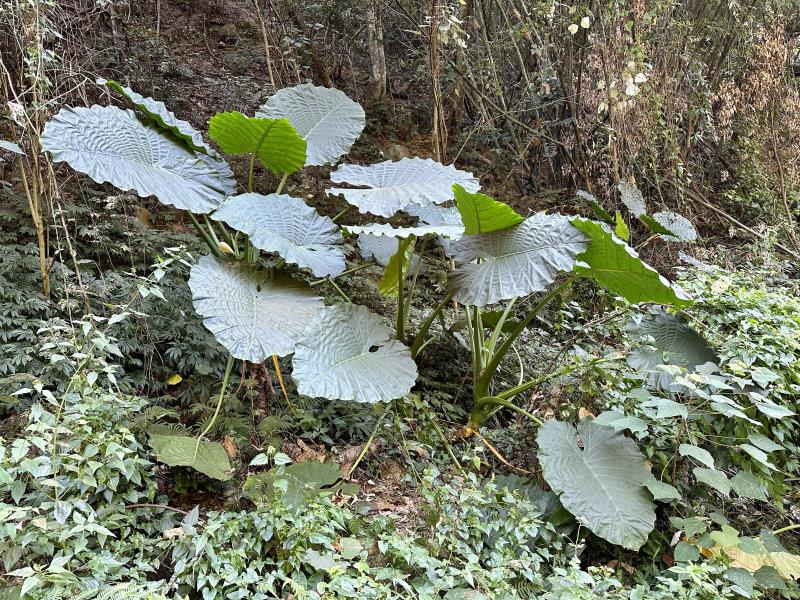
<box><xmin>773</xmin><ymin>523</ymin><xmax>800</xmax><ymax>535</ymax></box>
<box><xmin>410</xmin><ymin>291</ymin><xmax>454</xmax><ymax>358</ymax></box>
<box><xmin>396</xmin><ymin>265</ymin><xmax>405</xmax><ymax>341</ymax></box>
<box><xmin>194</xmin><ymin>354</ymin><xmax>235</xmax><ymax>459</ymax></box>
<box><xmin>188</xmin><ymin>212</ymin><xmax>223</xmax><ymax>258</ymax></box>
<box><xmin>496</xmin><ymin>364</ymin><xmax>575</xmax><ymax>401</ymax></box>
<box><xmin>470</xmin><ymin>395</ymin><xmax>544</xmax><ymax>428</ymax></box>
<box><xmin>476</xmin><ymin>277</ymin><xmax>574</xmax><ymax>399</ymax></box>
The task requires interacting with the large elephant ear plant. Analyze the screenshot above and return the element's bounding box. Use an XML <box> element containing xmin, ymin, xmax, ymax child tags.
<box><xmin>42</xmin><ymin>80</ymin><xmax>694</xmax><ymax>550</ymax></box>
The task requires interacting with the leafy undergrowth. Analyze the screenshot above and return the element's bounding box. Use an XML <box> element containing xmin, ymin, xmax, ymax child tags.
<box><xmin>1</xmin><ymin>227</ymin><xmax>799</xmax><ymax>598</ymax></box>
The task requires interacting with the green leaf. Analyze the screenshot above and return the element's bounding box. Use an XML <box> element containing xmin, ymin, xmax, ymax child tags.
<box><xmin>41</xmin><ymin>105</ymin><xmax>231</xmax><ymax>214</ymax></box>
<box><xmin>739</xmin><ymin>444</ymin><xmax>777</xmax><ymax>471</ymax></box>
<box><xmin>679</xmin><ymin>443</ymin><xmax>715</xmax><ymax>468</ymax></box>
<box><xmin>379</xmin><ymin>237</ymin><xmax>415</xmax><ymax>296</ymax></box>
<box><xmin>577</xmin><ymin>190</ymin><xmax>614</xmax><ymax>224</ymax></box>
<box><xmin>189</xmin><ymin>256</ymin><xmax>324</xmax><ymax>362</ymax></box>
<box><xmin>292</xmin><ymin>304</ymin><xmax>418</xmax><ymax>403</ymax></box>
<box><xmin>627</xmin><ymin>312</ymin><xmax>717</xmax><ymax>389</ymax></box>
<box><xmin>536</xmin><ymin>419</ymin><xmax>656</xmax><ymax>550</ymax></box>
<box><xmin>149</xmin><ymin>434</ymin><xmax>232</xmax><ymax>480</ymax></box>
<box><xmin>639</xmin><ymin>214</ymin><xmax>675</xmax><ymax>236</ymax></box>
<box><xmin>243</xmin><ymin>461</ymin><xmax>342</xmax><ymax>509</ymax></box>
<box><xmin>646</xmin><ymin>478</ymin><xmax>681</xmax><ymax>502</ymax></box>
<box><xmin>693</xmin><ymin>467</ymin><xmax>731</xmax><ymax>496</ymax></box>
<box><xmin>339</xmin><ymin>537</ymin><xmax>363</xmax><ymax>560</ymax></box>
<box><xmin>614</xmin><ymin>211</ymin><xmax>629</xmax><ymax>241</ymax></box>
<box><xmin>256</xmin><ymin>83</ymin><xmax>365</xmax><ymax>166</ymax></box>
<box><xmin>208</xmin><ymin>111</ymin><xmax>306</xmax><ymax>175</ymax></box>
<box><xmin>674</xmin><ymin>541</ymin><xmax>700</xmax><ymax>562</ymax></box>
<box><xmin>453</xmin><ymin>184</ymin><xmax>523</xmax><ymax>234</ymax></box>
<box><xmin>570</xmin><ymin>217</ymin><xmax>691</xmax><ymax>306</ymax></box>
<box><xmin>449</xmin><ymin>214</ymin><xmax>588</xmax><ymax>307</ymax></box>
<box><xmin>731</xmin><ymin>470</ymin><xmax>768</xmax><ymax>501</ymax></box>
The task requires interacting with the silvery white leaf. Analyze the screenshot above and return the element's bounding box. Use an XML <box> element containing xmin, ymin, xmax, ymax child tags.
<box><xmin>41</xmin><ymin>105</ymin><xmax>229</xmax><ymax>214</ymax></box>
<box><xmin>328</xmin><ymin>157</ymin><xmax>479</xmax><ymax>217</ymax></box>
<box><xmin>212</xmin><ymin>193</ymin><xmax>345</xmax><ymax>277</ymax></box>
<box><xmin>257</xmin><ymin>83</ymin><xmax>365</xmax><ymax>166</ymax></box>
<box><xmin>189</xmin><ymin>255</ymin><xmax>324</xmax><ymax>361</ymax></box>
<box><xmin>449</xmin><ymin>213</ymin><xmax>588</xmax><ymax>306</ymax></box>
<box><xmin>292</xmin><ymin>304</ymin><xmax>417</xmax><ymax>403</ymax></box>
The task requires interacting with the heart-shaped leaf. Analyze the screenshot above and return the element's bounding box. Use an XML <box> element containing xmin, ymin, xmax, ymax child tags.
<box><xmin>149</xmin><ymin>434</ymin><xmax>232</xmax><ymax>480</ymax></box>
<box><xmin>208</xmin><ymin>111</ymin><xmax>306</xmax><ymax>175</ymax></box>
<box><xmin>189</xmin><ymin>255</ymin><xmax>323</xmax><ymax>362</ymax></box>
<box><xmin>212</xmin><ymin>193</ymin><xmax>345</xmax><ymax>277</ymax></box>
<box><xmin>453</xmin><ymin>184</ymin><xmax>523</xmax><ymax>234</ymax></box>
<box><xmin>257</xmin><ymin>83</ymin><xmax>365</xmax><ymax>166</ymax></box>
<box><xmin>537</xmin><ymin>419</ymin><xmax>656</xmax><ymax>550</ymax></box>
<box><xmin>292</xmin><ymin>304</ymin><xmax>418</xmax><ymax>403</ymax></box>
<box><xmin>449</xmin><ymin>214</ymin><xmax>588</xmax><ymax>306</ymax></box>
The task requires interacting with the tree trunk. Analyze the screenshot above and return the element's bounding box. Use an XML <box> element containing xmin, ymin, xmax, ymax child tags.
<box><xmin>366</xmin><ymin>0</ymin><xmax>387</xmax><ymax>102</ymax></box>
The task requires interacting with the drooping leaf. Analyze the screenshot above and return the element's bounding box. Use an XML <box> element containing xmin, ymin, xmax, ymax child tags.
<box><xmin>212</xmin><ymin>193</ymin><xmax>345</xmax><ymax>277</ymax></box>
<box><xmin>149</xmin><ymin>434</ymin><xmax>232</xmax><ymax>480</ymax></box>
<box><xmin>292</xmin><ymin>304</ymin><xmax>418</xmax><ymax>403</ymax></box>
<box><xmin>577</xmin><ymin>190</ymin><xmax>614</xmax><ymax>224</ymax></box>
<box><xmin>453</xmin><ymin>184</ymin><xmax>523</xmax><ymax>234</ymax></box>
<box><xmin>344</xmin><ymin>222</ymin><xmax>464</xmax><ymax>240</ymax></box>
<box><xmin>101</xmin><ymin>78</ymin><xmax>207</xmax><ymax>154</ymax></box>
<box><xmin>646</xmin><ymin>478</ymin><xmax>681</xmax><ymax>502</ymax></box>
<box><xmin>651</xmin><ymin>211</ymin><xmax>697</xmax><ymax>242</ymax></box>
<box><xmin>99</xmin><ymin>78</ymin><xmax>237</xmax><ymax>195</ymax></box>
<box><xmin>257</xmin><ymin>83</ymin><xmax>365</xmax><ymax>166</ymax></box>
<box><xmin>618</xmin><ymin>180</ymin><xmax>646</xmax><ymax>217</ymax></box>
<box><xmin>0</xmin><ymin>140</ymin><xmax>23</xmax><ymax>154</ymax></box>
<box><xmin>208</xmin><ymin>111</ymin><xmax>306</xmax><ymax>175</ymax></box>
<box><xmin>357</xmin><ymin>233</ymin><xmax>400</xmax><ymax>266</ymax></box>
<box><xmin>730</xmin><ymin>470</ymin><xmax>768</xmax><ymax>501</ymax></box>
<box><xmin>626</xmin><ymin>312</ymin><xmax>717</xmax><ymax>388</ymax></box>
<box><xmin>536</xmin><ymin>419</ymin><xmax>656</xmax><ymax>550</ymax></box>
<box><xmin>40</xmin><ymin>105</ymin><xmax>229</xmax><ymax>213</ymax></box>
<box><xmin>379</xmin><ymin>237</ymin><xmax>415</xmax><ymax>296</ymax></box>
<box><xmin>570</xmin><ymin>217</ymin><xmax>692</xmax><ymax>306</ymax></box>
<box><xmin>679</xmin><ymin>443</ymin><xmax>715</xmax><ymax>468</ymax></box>
<box><xmin>328</xmin><ymin>157</ymin><xmax>480</xmax><ymax>217</ymax></box>
<box><xmin>188</xmin><ymin>255</ymin><xmax>323</xmax><ymax>362</ymax></box>
<box><xmin>448</xmin><ymin>214</ymin><xmax>588</xmax><ymax>307</ymax></box>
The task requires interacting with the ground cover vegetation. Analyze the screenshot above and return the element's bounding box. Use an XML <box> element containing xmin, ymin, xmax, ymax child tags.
<box><xmin>0</xmin><ymin>0</ymin><xmax>799</xmax><ymax>598</ymax></box>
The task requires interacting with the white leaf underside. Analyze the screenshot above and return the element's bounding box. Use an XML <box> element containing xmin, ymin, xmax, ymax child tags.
<box><xmin>448</xmin><ymin>213</ymin><xmax>588</xmax><ymax>306</ymax></box>
<box><xmin>257</xmin><ymin>83</ymin><xmax>365</xmax><ymax>166</ymax></box>
<box><xmin>327</xmin><ymin>157</ymin><xmax>480</xmax><ymax>217</ymax></box>
<box><xmin>345</xmin><ymin>222</ymin><xmax>464</xmax><ymax>239</ymax></box>
<box><xmin>189</xmin><ymin>255</ymin><xmax>324</xmax><ymax>362</ymax></box>
<box><xmin>41</xmin><ymin>105</ymin><xmax>229</xmax><ymax>214</ymax></box>
<box><xmin>212</xmin><ymin>193</ymin><xmax>345</xmax><ymax>277</ymax></box>
<box><xmin>292</xmin><ymin>304</ymin><xmax>417</xmax><ymax>403</ymax></box>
